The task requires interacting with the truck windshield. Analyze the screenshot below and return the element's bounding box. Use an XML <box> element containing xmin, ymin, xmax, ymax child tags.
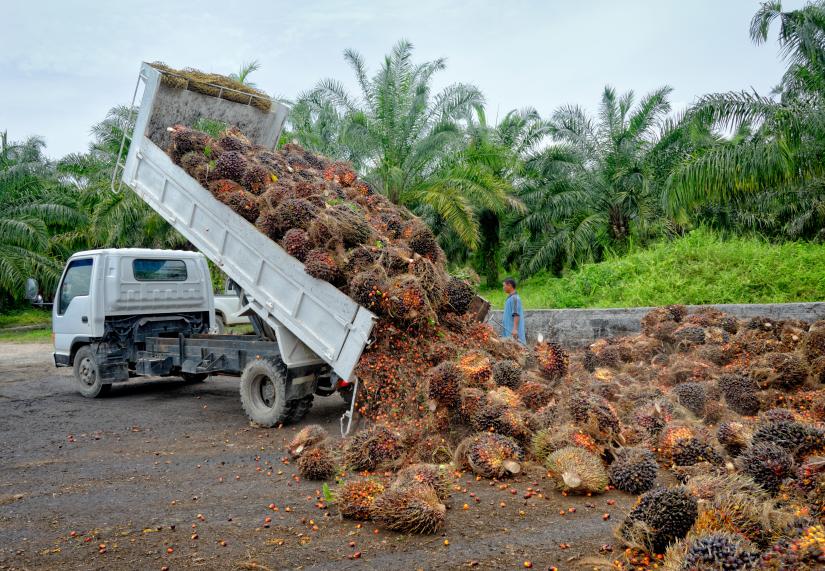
<box><xmin>133</xmin><ymin>259</ymin><xmax>188</xmax><ymax>281</ymax></box>
<box><xmin>58</xmin><ymin>258</ymin><xmax>93</xmax><ymax>315</ymax></box>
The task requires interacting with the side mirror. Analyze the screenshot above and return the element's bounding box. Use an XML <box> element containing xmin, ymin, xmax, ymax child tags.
<box><xmin>24</xmin><ymin>278</ymin><xmax>39</xmax><ymax>301</ymax></box>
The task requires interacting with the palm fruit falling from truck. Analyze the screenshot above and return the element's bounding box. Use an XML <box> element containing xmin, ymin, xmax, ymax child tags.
<box><xmin>161</xmin><ymin>66</ymin><xmax>825</xmax><ymax>555</ymax></box>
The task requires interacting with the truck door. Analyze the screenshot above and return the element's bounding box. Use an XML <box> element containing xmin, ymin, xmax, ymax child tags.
<box><xmin>53</xmin><ymin>257</ymin><xmax>95</xmax><ymax>358</ymax></box>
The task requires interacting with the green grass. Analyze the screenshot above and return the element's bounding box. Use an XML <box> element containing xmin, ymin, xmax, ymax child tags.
<box><xmin>0</xmin><ymin>328</ymin><xmax>51</xmax><ymax>343</ymax></box>
<box><xmin>479</xmin><ymin>229</ymin><xmax>825</xmax><ymax>309</ymax></box>
<box><xmin>0</xmin><ymin>308</ymin><xmax>51</xmax><ymax>329</ymax></box>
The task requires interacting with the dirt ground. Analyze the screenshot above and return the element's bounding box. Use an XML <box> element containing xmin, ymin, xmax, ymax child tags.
<box><xmin>0</xmin><ymin>343</ymin><xmax>637</xmax><ymax>571</ymax></box>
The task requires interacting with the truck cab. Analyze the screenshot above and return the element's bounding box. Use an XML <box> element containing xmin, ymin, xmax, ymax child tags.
<box><xmin>53</xmin><ymin>248</ymin><xmax>216</xmax><ymax>396</ymax></box>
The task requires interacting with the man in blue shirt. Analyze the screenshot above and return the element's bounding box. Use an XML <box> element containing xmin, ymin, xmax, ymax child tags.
<box><xmin>502</xmin><ymin>277</ymin><xmax>526</xmax><ymax>344</ymax></box>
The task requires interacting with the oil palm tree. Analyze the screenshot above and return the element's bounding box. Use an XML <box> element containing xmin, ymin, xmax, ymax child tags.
<box><xmin>295</xmin><ymin>40</ymin><xmax>512</xmax><ymax>248</ymax></box>
<box><xmin>0</xmin><ymin>133</ymin><xmax>80</xmax><ymax>301</ymax></box>
<box><xmin>229</xmin><ymin>60</ymin><xmax>262</xmax><ymax>87</ymax></box>
<box><xmin>436</xmin><ymin>108</ymin><xmax>548</xmax><ymax>286</ymax></box>
<box><xmin>58</xmin><ymin>106</ymin><xmax>186</xmax><ymax>251</ymax></box>
<box><xmin>506</xmin><ymin>85</ymin><xmax>674</xmax><ymax>276</ymax></box>
<box><xmin>665</xmin><ymin>1</ymin><xmax>825</xmax><ymax>215</ymax></box>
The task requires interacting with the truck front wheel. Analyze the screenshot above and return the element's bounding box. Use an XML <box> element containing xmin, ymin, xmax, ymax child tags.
<box><xmin>240</xmin><ymin>358</ymin><xmax>289</xmax><ymax>427</ymax></box>
<box><xmin>73</xmin><ymin>346</ymin><xmax>111</xmax><ymax>398</ymax></box>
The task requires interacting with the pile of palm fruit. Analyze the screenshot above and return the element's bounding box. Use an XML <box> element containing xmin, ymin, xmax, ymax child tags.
<box><xmin>167</xmin><ymin>123</ymin><xmax>824</xmax><ymax>565</ymax></box>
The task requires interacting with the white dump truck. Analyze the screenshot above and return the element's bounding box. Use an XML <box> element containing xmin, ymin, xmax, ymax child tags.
<box><xmin>52</xmin><ymin>63</ymin><xmax>376</xmax><ymax>431</ymax></box>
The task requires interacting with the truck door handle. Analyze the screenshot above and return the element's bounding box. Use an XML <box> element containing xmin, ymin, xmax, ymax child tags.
<box><xmin>81</xmin><ymin>315</ymin><xmax>88</xmax><ymax>323</ymax></box>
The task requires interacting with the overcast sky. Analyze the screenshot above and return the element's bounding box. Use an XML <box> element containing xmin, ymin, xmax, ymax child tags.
<box><xmin>1</xmin><ymin>0</ymin><xmax>805</xmax><ymax>159</ymax></box>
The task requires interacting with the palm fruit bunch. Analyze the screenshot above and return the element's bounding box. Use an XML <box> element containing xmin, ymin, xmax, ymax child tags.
<box><xmin>344</xmin><ymin>246</ymin><xmax>376</xmax><ymax>275</ymax></box>
<box><xmin>240</xmin><ymin>163</ymin><xmax>271</xmax><ymax>195</ymax></box>
<box><xmin>458</xmin><ymin>387</ymin><xmax>485</xmax><ymax>424</ymax></box>
<box><xmin>255</xmin><ymin>199</ymin><xmax>308</xmax><ymax>241</ymax></box>
<box><xmin>684</xmin><ymin>473</ymin><xmax>768</xmax><ymax>503</ymax></box>
<box><xmin>678</xmin><ymin>532</ymin><xmax>761</xmax><ymax>571</ymax></box>
<box><xmin>180</xmin><ymin>151</ymin><xmax>209</xmax><ymax>184</ymax></box>
<box><xmin>288</xmin><ymin>424</ymin><xmax>328</xmax><ymax>457</ymax></box>
<box><xmin>464</xmin><ymin>433</ymin><xmax>524</xmax><ymax>479</ymax></box>
<box><xmin>407</xmin><ymin>224</ymin><xmax>440</xmax><ymax>262</ymax></box>
<box><xmin>671</xmin><ymin>438</ymin><xmax>725</xmax><ymax>467</ymax></box>
<box><xmin>582</xmin><ymin>348</ymin><xmax>598</xmax><ymax>372</ymax></box>
<box><xmin>608</xmin><ymin>447</ymin><xmax>659</xmax><ymax>494</ymax></box>
<box><xmin>306</xmin><ymin>212</ymin><xmax>339</xmax><ymax>248</ymax></box>
<box><xmin>426</xmin><ymin>362</ymin><xmax>462</xmax><ymax>410</ymax></box>
<box><xmin>545</xmin><ymin>447</ymin><xmax>608</xmax><ymax>494</ymax></box>
<box><xmin>617</xmin><ymin>486</ymin><xmax>698</xmax><ymax>554</ymax></box>
<box><xmin>568</xmin><ymin>393</ymin><xmax>621</xmax><ymax>441</ymax></box>
<box><xmin>485</xmin><ymin>386</ymin><xmax>523</xmax><ymax>409</ymax></box>
<box><xmin>532</xmin><ymin>339</ymin><xmax>569</xmax><ymax>381</ymax></box>
<box><xmin>752</xmin><ymin>421</ymin><xmax>825</xmax><ymax>459</ymax></box>
<box><xmin>634</xmin><ymin>400</ymin><xmax>674</xmax><ymax>437</ymax></box>
<box><xmin>673</xmin><ymin>382</ymin><xmax>707</xmax><ymax>417</ymax></box>
<box><xmin>761</xmin><ymin>523</ymin><xmax>825</xmax><ymax>570</ymax></box>
<box><xmin>409</xmin><ymin>256</ymin><xmax>445</xmax><ymax>306</ymax></box>
<box><xmin>760</xmin><ymin>407</ymin><xmax>797</xmax><ymax>423</ymax></box>
<box><xmin>391</xmin><ymin>464</ymin><xmax>452</xmax><ymax>501</ymax></box>
<box><xmin>673</xmin><ymin>324</ymin><xmax>707</xmax><ymax>347</ymax></box>
<box><xmin>168</xmin><ymin>125</ymin><xmax>213</xmax><ymax>162</ymax></box>
<box><xmin>802</xmin><ymin>327</ymin><xmax>825</xmax><ymax>362</ymax></box>
<box><xmin>470</xmin><ymin>401</ymin><xmax>505</xmax><ymax>433</ymax></box>
<box><xmin>217</xmin><ymin>128</ymin><xmax>252</xmax><ymax>153</ymax></box>
<box><xmin>491</xmin><ymin>408</ymin><xmax>533</xmax><ymax>444</ymax></box>
<box><xmin>323</xmin><ymin>162</ymin><xmax>357</xmax><ymax>187</ymax></box>
<box><xmin>658</xmin><ymin>423</ymin><xmax>698</xmax><ymax>458</ymax></box>
<box><xmin>330</xmin><ymin>203</ymin><xmax>373</xmax><ymax>247</ymax></box>
<box><xmin>492</xmin><ymin>359</ymin><xmax>523</xmax><ymax>389</ymax></box>
<box><xmin>369</xmin><ymin>484</ymin><xmax>446</xmax><ymax>534</ymax></box>
<box><xmin>377</xmin><ymin>246</ymin><xmax>413</xmax><ymax>277</ymax></box>
<box><xmin>303</xmin><ymin>249</ymin><xmax>343</xmax><ymax>284</ymax></box>
<box><xmin>717</xmin><ymin>374</ymin><xmax>761</xmax><ymax>416</ymax></box>
<box><xmin>737</xmin><ymin>442</ymin><xmax>795</xmax><ymax>494</ymax></box>
<box><xmin>531</xmin><ymin>425</ymin><xmax>601</xmax><ymax>463</ymax></box>
<box><xmin>297</xmin><ymin>445</ymin><xmax>337</xmax><ymax>480</ymax></box>
<box><xmin>210</xmin><ymin>182</ymin><xmax>259</xmax><ymax>222</ymax></box>
<box><xmin>383</xmin><ymin>275</ymin><xmax>432</xmax><ymax>326</ymax></box>
<box><xmin>692</xmin><ymin>490</ymin><xmax>794</xmax><ymax>548</ymax></box>
<box><xmin>213</xmin><ymin>150</ymin><xmax>248</xmax><ymax>182</ymax></box>
<box><xmin>716</xmin><ymin>421</ymin><xmax>751</xmax><ymax>457</ymax></box>
<box><xmin>750</xmin><ymin>351</ymin><xmax>809</xmax><ymax>389</ymax></box>
<box><xmin>640</xmin><ymin>307</ymin><xmax>681</xmax><ymax>342</ymax></box>
<box><xmin>343</xmin><ymin>425</ymin><xmax>403</xmax><ymax>472</ymax></box>
<box><xmin>528</xmin><ymin>403</ymin><xmax>557</xmax><ymax>431</ymax></box>
<box><xmin>378</xmin><ymin>212</ymin><xmax>403</xmax><ymax>238</ymax></box>
<box><xmin>281</xmin><ymin>228</ymin><xmax>311</xmax><ymax>262</ymax></box>
<box><xmin>443</xmin><ymin>277</ymin><xmax>474</xmax><ymax>315</ymax></box>
<box><xmin>457</xmin><ymin>350</ymin><xmax>493</xmax><ymax>387</ymax></box>
<box><xmin>348</xmin><ymin>267</ymin><xmax>388</xmax><ymax>313</ymax></box>
<box><xmin>515</xmin><ymin>380</ymin><xmax>554</xmax><ymax>411</ymax></box>
<box><xmin>336</xmin><ymin>479</ymin><xmax>385</xmax><ymax>520</ymax></box>
<box><xmin>779</xmin><ymin>457</ymin><xmax>825</xmax><ymax>524</ymax></box>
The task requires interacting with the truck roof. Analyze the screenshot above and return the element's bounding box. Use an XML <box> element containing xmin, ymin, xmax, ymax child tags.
<box><xmin>69</xmin><ymin>248</ymin><xmax>205</xmax><ymax>259</ymax></box>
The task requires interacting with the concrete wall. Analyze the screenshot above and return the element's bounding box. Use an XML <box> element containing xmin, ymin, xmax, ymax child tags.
<box><xmin>490</xmin><ymin>302</ymin><xmax>825</xmax><ymax>347</ymax></box>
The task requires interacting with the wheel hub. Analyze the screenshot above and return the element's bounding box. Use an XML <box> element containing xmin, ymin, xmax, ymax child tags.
<box><xmin>79</xmin><ymin>357</ymin><xmax>96</xmax><ymax>386</ymax></box>
<box><xmin>260</xmin><ymin>377</ymin><xmax>276</xmax><ymax>407</ymax></box>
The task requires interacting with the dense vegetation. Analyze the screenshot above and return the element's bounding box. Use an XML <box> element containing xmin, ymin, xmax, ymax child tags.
<box><xmin>480</xmin><ymin>228</ymin><xmax>825</xmax><ymax>308</ymax></box>
<box><xmin>2</xmin><ymin>1</ymin><xmax>825</xmax><ymax>309</ymax></box>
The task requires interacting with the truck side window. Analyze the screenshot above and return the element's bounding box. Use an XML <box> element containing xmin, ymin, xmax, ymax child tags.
<box><xmin>133</xmin><ymin>259</ymin><xmax>188</xmax><ymax>281</ymax></box>
<box><xmin>58</xmin><ymin>258</ymin><xmax>93</xmax><ymax>315</ymax></box>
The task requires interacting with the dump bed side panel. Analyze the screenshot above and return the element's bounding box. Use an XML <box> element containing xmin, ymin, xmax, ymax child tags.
<box><xmin>120</xmin><ymin>63</ymin><xmax>374</xmax><ymax>379</ymax></box>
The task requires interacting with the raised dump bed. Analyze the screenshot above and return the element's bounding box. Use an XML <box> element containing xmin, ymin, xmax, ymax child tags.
<box><xmin>116</xmin><ymin>62</ymin><xmax>375</xmax><ymax>381</ymax></box>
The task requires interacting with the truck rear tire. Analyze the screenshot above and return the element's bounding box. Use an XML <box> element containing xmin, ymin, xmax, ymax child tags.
<box><xmin>240</xmin><ymin>358</ymin><xmax>289</xmax><ymax>427</ymax></box>
<box><xmin>285</xmin><ymin>395</ymin><xmax>314</xmax><ymax>423</ymax></box>
<box><xmin>73</xmin><ymin>346</ymin><xmax>111</xmax><ymax>398</ymax></box>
